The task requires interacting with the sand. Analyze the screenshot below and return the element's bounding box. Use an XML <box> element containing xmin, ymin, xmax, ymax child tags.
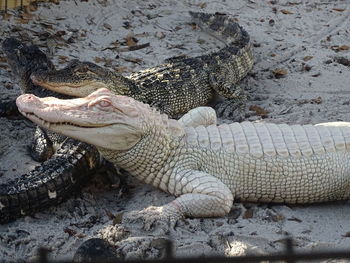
<box><xmin>0</xmin><ymin>0</ymin><xmax>350</xmax><ymax>261</ymax></box>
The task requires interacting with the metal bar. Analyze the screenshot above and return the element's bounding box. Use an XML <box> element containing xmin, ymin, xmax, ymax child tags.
<box><xmin>285</xmin><ymin>238</ymin><xmax>294</xmax><ymax>263</ymax></box>
<box><xmin>34</xmin><ymin>249</ymin><xmax>350</xmax><ymax>263</ymax></box>
<box><xmin>38</xmin><ymin>247</ymin><xmax>49</xmax><ymax>263</ymax></box>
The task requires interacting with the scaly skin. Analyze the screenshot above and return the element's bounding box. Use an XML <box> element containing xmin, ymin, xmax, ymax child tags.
<box><xmin>1</xmin><ymin>37</ymin><xmax>68</xmax><ymax>161</ymax></box>
<box><xmin>16</xmin><ymin>88</ymin><xmax>350</xmax><ymax>227</ymax></box>
<box><xmin>0</xmin><ymin>38</ymin><xmax>117</xmax><ymax>224</ymax></box>
<box><xmin>31</xmin><ymin>12</ymin><xmax>254</xmax><ymax>118</ymax></box>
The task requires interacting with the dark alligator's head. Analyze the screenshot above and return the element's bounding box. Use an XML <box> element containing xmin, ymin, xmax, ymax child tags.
<box><xmin>2</xmin><ymin>38</ymin><xmax>55</xmax><ymax>94</ymax></box>
<box><xmin>31</xmin><ymin>60</ymin><xmax>133</xmax><ymax>97</ymax></box>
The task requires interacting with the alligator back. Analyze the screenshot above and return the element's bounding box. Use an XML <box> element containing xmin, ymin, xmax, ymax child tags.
<box><xmin>127</xmin><ymin>12</ymin><xmax>253</xmax><ymax>115</ymax></box>
<box><xmin>185</xmin><ymin>122</ymin><xmax>350</xmax><ymax>157</ymax></box>
<box><xmin>183</xmin><ymin>122</ymin><xmax>350</xmax><ymax>203</ymax></box>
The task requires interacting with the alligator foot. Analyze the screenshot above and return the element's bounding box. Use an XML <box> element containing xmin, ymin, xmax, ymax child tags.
<box><xmin>215</xmin><ymin>98</ymin><xmax>246</xmax><ymax>121</ymax></box>
<box><xmin>123</xmin><ymin>205</ymin><xmax>182</xmax><ymax>234</ymax></box>
<box><xmin>28</xmin><ymin>126</ymin><xmax>55</xmax><ymax>162</ymax></box>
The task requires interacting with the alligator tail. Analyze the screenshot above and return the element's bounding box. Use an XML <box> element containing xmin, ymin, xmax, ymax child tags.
<box><xmin>0</xmin><ymin>139</ymin><xmax>102</xmax><ymax>224</ymax></box>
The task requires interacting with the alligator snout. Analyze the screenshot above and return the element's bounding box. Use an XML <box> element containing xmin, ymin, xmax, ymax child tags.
<box><xmin>30</xmin><ymin>74</ymin><xmax>42</xmax><ymax>85</ymax></box>
<box><xmin>16</xmin><ymin>94</ymin><xmax>42</xmax><ymax>113</ymax></box>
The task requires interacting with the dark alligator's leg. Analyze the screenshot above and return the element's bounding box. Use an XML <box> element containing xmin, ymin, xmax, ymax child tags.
<box><xmin>28</xmin><ymin>127</ymin><xmax>55</xmax><ymax>162</ymax></box>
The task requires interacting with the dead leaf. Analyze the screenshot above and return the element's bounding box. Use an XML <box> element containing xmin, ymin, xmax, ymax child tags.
<box><xmin>188</xmin><ymin>22</ymin><xmax>198</xmax><ymax>30</ymax></box>
<box><xmin>272</xmin><ymin>68</ymin><xmax>288</xmax><ymax>77</ymax></box>
<box><xmin>58</xmin><ymin>55</ymin><xmax>69</xmax><ymax>64</ymax></box>
<box><xmin>242</xmin><ymin>209</ymin><xmax>254</xmax><ymax>219</ymax></box>
<box><xmin>303</xmin><ymin>56</ymin><xmax>313</xmax><ymax>61</ymax></box>
<box><xmin>118</xmin><ymin>42</ymin><xmax>150</xmax><ymax>52</ymax></box>
<box><xmin>298</xmin><ymin>97</ymin><xmax>322</xmax><ymax>104</ymax></box>
<box><xmin>331</xmin><ymin>45</ymin><xmax>350</xmax><ymax>52</ymax></box>
<box><xmin>155</xmin><ymin>31</ymin><xmax>166</xmax><ymax>39</ymax></box>
<box><xmin>64</xmin><ymin>228</ymin><xmax>77</xmax><ymax>236</ymax></box>
<box><xmin>103</xmin><ymin>23</ymin><xmax>112</xmax><ymax>31</ymax></box>
<box><xmin>2</xmin><ymin>13</ymin><xmax>12</xmax><ymax>20</ymax></box>
<box><xmin>94</xmin><ymin>57</ymin><xmax>104</xmax><ymax>63</ymax></box>
<box><xmin>105</xmin><ymin>210</ymin><xmax>115</xmax><ymax>220</ymax></box>
<box><xmin>25</xmin><ymin>2</ymin><xmax>38</xmax><ymax>12</ymax></box>
<box><xmin>122</xmin><ymin>57</ymin><xmax>142</xmax><ymax>64</ymax></box>
<box><xmin>287</xmin><ymin>216</ymin><xmax>302</xmax><ymax>223</ymax></box>
<box><xmin>76</xmin><ymin>233</ymin><xmax>86</xmax><ymax>238</ymax></box>
<box><xmin>21</xmin><ymin>11</ymin><xmax>35</xmax><ymax>20</ymax></box>
<box><xmin>125</xmin><ymin>36</ymin><xmax>138</xmax><ymax>47</ymax></box>
<box><xmin>123</xmin><ymin>21</ymin><xmax>131</xmax><ymax>29</ymax></box>
<box><xmin>311</xmin><ymin>72</ymin><xmax>321</xmax><ymax>77</ymax></box>
<box><xmin>112</xmin><ymin>213</ymin><xmax>124</xmax><ymax>225</ymax></box>
<box><xmin>198</xmin><ymin>2</ymin><xmax>207</xmax><ymax>8</ymax></box>
<box><xmin>332</xmin><ymin>8</ymin><xmax>346</xmax><ymax>12</ymax></box>
<box><xmin>338</xmin><ymin>45</ymin><xmax>350</xmax><ymax>51</ymax></box>
<box><xmin>249</xmin><ymin>105</ymin><xmax>269</xmax><ymax>118</ymax></box>
<box><xmin>334</xmin><ymin>57</ymin><xmax>350</xmax><ymax>67</ymax></box>
<box><xmin>281</xmin><ymin>9</ymin><xmax>294</xmax><ymax>14</ymax></box>
<box><xmin>311</xmin><ymin>96</ymin><xmax>322</xmax><ymax>104</ymax></box>
<box><xmin>114</xmin><ymin>66</ymin><xmax>130</xmax><ymax>73</ymax></box>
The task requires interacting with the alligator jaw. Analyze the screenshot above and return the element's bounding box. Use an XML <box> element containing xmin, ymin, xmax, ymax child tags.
<box><xmin>19</xmin><ymin>110</ymin><xmax>108</xmax><ymax>129</ymax></box>
<box><xmin>16</xmin><ymin>90</ymin><xmax>142</xmax><ymax>151</ymax></box>
<box><xmin>31</xmin><ymin>74</ymin><xmax>109</xmax><ymax>97</ymax></box>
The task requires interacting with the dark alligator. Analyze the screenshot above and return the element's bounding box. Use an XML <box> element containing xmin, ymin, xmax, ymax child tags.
<box><xmin>0</xmin><ymin>38</ymin><xmax>120</xmax><ymax>224</ymax></box>
<box><xmin>31</xmin><ymin>12</ymin><xmax>254</xmax><ymax>119</ymax></box>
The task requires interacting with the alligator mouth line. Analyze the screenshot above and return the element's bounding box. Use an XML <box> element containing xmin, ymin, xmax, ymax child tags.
<box><xmin>20</xmin><ymin>111</ymin><xmax>108</xmax><ymax>129</ymax></box>
<box><xmin>33</xmin><ymin>77</ymin><xmax>91</xmax><ymax>89</ymax></box>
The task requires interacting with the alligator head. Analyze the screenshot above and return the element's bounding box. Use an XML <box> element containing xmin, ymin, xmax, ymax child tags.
<box><xmin>31</xmin><ymin>60</ymin><xmax>133</xmax><ymax>97</ymax></box>
<box><xmin>2</xmin><ymin>37</ymin><xmax>55</xmax><ymax>94</ymax></box>
<box><xmin>16</xmin><ymin>88</ymin><xmax>143</xmax><ymax>151</ymax></box>
<box><xmin>16</xmin><ymin>88</ymin><xmax>184</xmax><ymax>152</ymax></box>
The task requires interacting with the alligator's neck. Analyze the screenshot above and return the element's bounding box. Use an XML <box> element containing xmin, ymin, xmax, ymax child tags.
<box><xmin>106</xmin><ymin>71</ymin><xmax>145</xmax><ymax>100</ymax></box>
<box><xmin>97</xmin><ymin>112</ymin><xmax>184</xmax><ymax>186</ymax></box>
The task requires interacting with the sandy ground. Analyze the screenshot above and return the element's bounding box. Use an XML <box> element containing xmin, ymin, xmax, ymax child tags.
<box><xmin>1</xmin><ymin>0</ymin><xmax>350</xmax><ymax>261</ymax></box>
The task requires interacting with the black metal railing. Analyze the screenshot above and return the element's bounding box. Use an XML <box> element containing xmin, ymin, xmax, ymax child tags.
<box><xmin>33</xmin><ymin>238</ymin><xmax>350</xmax><ymax>263</ymax></box>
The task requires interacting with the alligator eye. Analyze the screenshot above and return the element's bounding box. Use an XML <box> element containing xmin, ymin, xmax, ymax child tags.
<box><xmin>99</xmin><ymin>100</ymin><xmax>111</xmax><ymax>107</ymax></box>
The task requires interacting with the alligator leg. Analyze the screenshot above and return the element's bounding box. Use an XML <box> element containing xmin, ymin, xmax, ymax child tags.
<box><xmin>178</xmin><ymin>106</ymin><xmax>217</xmax><ymax>127</ymax></box>
<box><xmin>208</xmin><ymin>66</ymin><xmax>245</xmax><ymax>99</ymax></box>
<box><xmin>214</xmin><ymin>97</ymin><xmax>246</xmax><ymax>121</ymax></box>
<box><xmin>28</xmin><ymin>127</ymin><xmax>56</xmax><ymax>162</ymax></box>
<box><xmin>124</xmin><ymin>169</ymin><xmax>233</xmax><ymax>230</ymax></box>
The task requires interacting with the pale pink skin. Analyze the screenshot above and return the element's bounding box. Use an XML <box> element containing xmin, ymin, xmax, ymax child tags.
<box><xmin>16</xmin><ymin>88</ymin><xmax>144</xmax><ymax>151</ymax></box>
<box><xmin>16</xmin><ymin>88</ymin><xmax>233</xmax><ymax>225</ymax></box>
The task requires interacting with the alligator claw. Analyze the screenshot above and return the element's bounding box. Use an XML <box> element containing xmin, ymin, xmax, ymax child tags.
<box><xmin>123</xmin><ymin>206</ymin><xmax>181</xmax><ymax>235</ymax></box>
